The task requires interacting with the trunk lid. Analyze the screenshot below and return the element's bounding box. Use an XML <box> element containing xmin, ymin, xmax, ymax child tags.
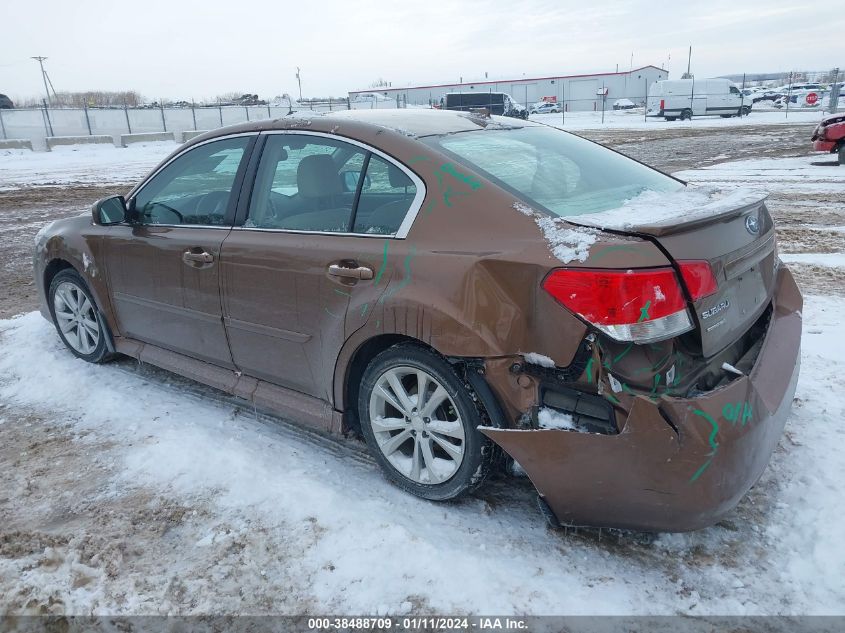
<box><xmin>570</xmin><ymin>189</ymin><xmax>777</xmax><ymax>358</ymax></box>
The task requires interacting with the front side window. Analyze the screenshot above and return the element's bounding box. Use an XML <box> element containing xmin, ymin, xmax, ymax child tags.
<box><xmin>246</xmin><ymin>135</ymin><xmax>366</xmax><ymax>232</ymax></box>
<box><xmin>427</xmin><ymin>127</ymin><xmax>681</xmax><ymax>218</ymax></box>
<box><xmin>133</xmin><ymin>137</ymin><xmax>250</xmax><ymax>226</ymax></box>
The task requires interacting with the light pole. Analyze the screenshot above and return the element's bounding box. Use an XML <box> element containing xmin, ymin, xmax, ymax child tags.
<box><xmin>296</xmin><ymin>67</ymin><xmax>303</xmax><ymax>103</ymax></box>
<box><xmin>32</xmin><ymin>56</ymin><xmax>51</xmax><ymax>106</ymax></box>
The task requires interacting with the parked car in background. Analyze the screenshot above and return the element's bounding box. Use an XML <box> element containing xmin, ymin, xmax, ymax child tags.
<box><xmin>529</xmin><ymin>101</ymin><xmax>561</xmax><ymax>114</ymax></box>
<box><xmin>445</xmin><ymin>92</ymin><xmax>528</xmax><ymax>119</ymax></box>
<box><xmin>34</xmin><ymin>109</ymin><xmax>801</xmax><ymax>532</ymax></box>
<box><xmin>647</xmin><ymin>78</ymin><xmax>751</xmax><ymax>120</ymax></box>
<box><xmin>612</xmin><ymin>98</ymin><xmax>638</xmax><ymax>110</ymax></box>
<box><xmin>0</xmin><ymin>93</ymin><xmax>14</xmax><ymax>109</ymax></box>
<box><xmin>812</xmin><ymin>111</ymin><xmax>845</xmax><ymax>164</ymax></box>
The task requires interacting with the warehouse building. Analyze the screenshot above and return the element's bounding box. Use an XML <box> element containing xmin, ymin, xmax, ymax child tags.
<box><xmin>349</xmin><ymin>66</ymin><xmax>668</xmax><ymax>111</ymax></box>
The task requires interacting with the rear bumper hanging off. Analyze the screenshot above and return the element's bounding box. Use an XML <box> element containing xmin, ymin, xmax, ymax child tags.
<box><xmin>480</xmin><ymin>266</ymin><xmax>802</xmax><ymax>532</ymax></box>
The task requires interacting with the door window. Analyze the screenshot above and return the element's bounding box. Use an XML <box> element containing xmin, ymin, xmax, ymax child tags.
<box><xmin>352</xmin><ymin>155</ymin><xmax>417</xmax><ymax>234</ymax></box>
<box><xmin>133</xmin><ymin>137</ymin><xmax>251</xmax><ymax>226</ymax></box>
<box><xmin>246</xmin><ymin>135</ymin><xmax>367</xmax><ymax>232</ymax></box>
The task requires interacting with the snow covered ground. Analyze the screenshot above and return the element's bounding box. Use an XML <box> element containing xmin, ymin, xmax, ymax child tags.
<box><xmin>0</xmin><ymin>126</ymin><xmax>843</xmax><ymax>616</ymax></box>
<box><xmin>1</xmin><ymin>297</ymin><xmax>843</xmax><ymax>615</ymax></box>
<box><xmin>533</xmin><ymin>108</ymin><xmax>826</xmax><ymax>131</ymax></box>
<box><xmin>0</xmin><ymin>142</ymin><xmax>177</xmax><ymax>191</ymax></box>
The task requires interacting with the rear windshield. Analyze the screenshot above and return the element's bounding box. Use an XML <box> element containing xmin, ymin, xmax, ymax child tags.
<box><xmin>427</xmin><ymin>127</ymin><xmax>682</xmax><ymax>217</ymax></box>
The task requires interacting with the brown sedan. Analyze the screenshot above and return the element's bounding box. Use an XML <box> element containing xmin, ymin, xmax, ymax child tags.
<box><xmin>33</xmin><ymin>109</ymin><xmax>802</xmax><ymax>531</ymax></box>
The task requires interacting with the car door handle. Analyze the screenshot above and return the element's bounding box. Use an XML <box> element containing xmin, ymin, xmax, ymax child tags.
<box><xmin>182</xmin><ymin>250</ymin><xmax>214</xmax><ymax>264</ymax></box>
<box><xmin>327</xmin><ymin>264</ymin><xmax>374</xmax><ymax>280</ymax></box>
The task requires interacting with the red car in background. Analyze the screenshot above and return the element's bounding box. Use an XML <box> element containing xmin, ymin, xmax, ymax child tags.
<box><xmin>812</xmin><ymin>112</ymin><xmax>845</xmax><ymax>164</ymax></box>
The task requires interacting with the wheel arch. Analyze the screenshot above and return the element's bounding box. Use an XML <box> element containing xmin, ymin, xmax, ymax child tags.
<box><xmin>43</xmin><ymin>258</ymin><xmax>76</xmax><ymax>297</ymax></box>
<box><xmin>337</xmin><ymin>332</ymin><xmax>420</xmax><ymax>434</ymax></box>
<box><xmin>44</xmin><ymin>261</ymin><xmax>117</xmax><ymax>354</ymax></box>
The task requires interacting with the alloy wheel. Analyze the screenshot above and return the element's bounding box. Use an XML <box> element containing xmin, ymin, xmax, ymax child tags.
<box><xmin>53</xmin><ymin>281</ymin><xmax>100</xmax><ymax>355</ymax></box>
<box><xmin>368</xmin><ymin>365</ymin><xmax>466</xmax><ymax>485</ymax></box>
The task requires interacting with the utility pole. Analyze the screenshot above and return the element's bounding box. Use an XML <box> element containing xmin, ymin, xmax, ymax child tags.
<box><xmin>32</xmin><ymin>56</ymin><xmax>52</xmax><ymax>106</ymax></box>
<box><xmin>296</xmin><ymin>67</ymin><xmax>302</xmax><ymax>103</ymax></box>
<box><xmin>686</xmin><ymin>46</ymin><xmax>692</xmax><ymax>77</ymax></box>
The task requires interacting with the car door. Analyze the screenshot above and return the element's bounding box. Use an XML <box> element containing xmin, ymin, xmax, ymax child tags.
<box><xmin>102</xmin><ymin>134</ymin><xmax>256</xmax><ymax>367</ymax></box>
<box><xmin>219</xmin><ymin>131</ymin><xmax>424</xmax><ymax>401</ymax></box>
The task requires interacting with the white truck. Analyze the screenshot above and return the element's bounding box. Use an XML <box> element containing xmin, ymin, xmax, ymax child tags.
<box><xmin>646</xmin><ymin>78</ymin><xmax>751</xmax><ymax>121</ymax></box>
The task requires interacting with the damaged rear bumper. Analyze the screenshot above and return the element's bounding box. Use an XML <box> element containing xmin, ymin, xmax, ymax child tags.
<box><xmin>480</xmin><ymin>266</ymin><xmax>802</xmax><ymax>532</ymax></box>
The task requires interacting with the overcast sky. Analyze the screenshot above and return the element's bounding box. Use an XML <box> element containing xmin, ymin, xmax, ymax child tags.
<box><xmin>1</xmin><ymin>0</ymin><xmax>841</xmax><ymax>102</ymax></box>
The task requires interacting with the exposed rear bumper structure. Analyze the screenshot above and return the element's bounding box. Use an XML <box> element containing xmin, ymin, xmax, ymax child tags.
<box><xmin>481</xmin><ymin>266</ymin><xmax>802</xmax><ymax>532</ymax></box>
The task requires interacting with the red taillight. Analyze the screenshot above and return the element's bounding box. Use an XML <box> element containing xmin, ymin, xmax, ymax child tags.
<box><xmin>660</xmin><ymin>99</ymin><xmax>665</xmax><ymax>110</ymax></box>
<box><xmin>542</xmin><ymin>267</ymin><xmax>693</xmax><ymax>343</ymax></box>
<box><xmin>677</xmin><ymin>261</ymin><xmax>718</xmax><ymax>300</ymax></box>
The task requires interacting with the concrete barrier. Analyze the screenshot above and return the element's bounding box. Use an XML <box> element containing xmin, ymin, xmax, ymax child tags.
<box><xmin>178</xmin><ymin>130</ymin><xmax>209</xmax><ymax>143</ymax></box>
<box><xmin>46</xmin><ymin>135</ymin><xmax>114</xmax><ymax>150</ymax></box>
<box><xmin>0</xmin><ymin>139</ymin><xmax>33</xmax><ymax>150</ymax></box>
<box><xmin>120</xmin><ymin>132</ymin><xmax>175</xmax><ymax>147</ymax></box>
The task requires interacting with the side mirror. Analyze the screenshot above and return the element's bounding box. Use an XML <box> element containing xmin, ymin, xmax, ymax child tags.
<box><xmin>92</xmin><ymin>195</ymin><xmax>128</xmax><ymax>225</ymax></box>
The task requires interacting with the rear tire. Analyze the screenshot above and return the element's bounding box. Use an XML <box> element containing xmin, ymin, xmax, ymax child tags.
<box><xmin>664</xmin><ymin>116</ymin><xmax>677</xmax><ymax>121</ymax></box>
<box><xmin>358</xmin><ymin>343</ymin><xmax>494</xmax><ymax>501</ymax></box>
<box><xmin>48</xmin><ymin>269</ymin><xmax>113</xmax><ymax>364</ymax></box>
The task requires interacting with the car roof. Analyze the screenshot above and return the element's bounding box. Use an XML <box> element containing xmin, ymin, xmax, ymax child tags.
<box><xmin>194</xmin><ymin>108</ymin><xmax>538</xmax><ymax>142</ymax></box>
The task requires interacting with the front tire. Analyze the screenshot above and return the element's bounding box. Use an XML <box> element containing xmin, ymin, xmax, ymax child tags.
<box><xmin>49</xmin><ymin>269</ymin><xmax>113</xmax><ymax>363</ymax></box>
<box><xmin>358</xmin><ymin>343</ymin><xmax>494</xmax><ymax>501</ymax></box>
<box><xmin>680</xmin><ymin>109</ymin><xmax>692</xmax><ymax>121</ymax></box>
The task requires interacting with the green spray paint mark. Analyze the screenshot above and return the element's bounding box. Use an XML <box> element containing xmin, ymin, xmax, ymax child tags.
<box><xmin>613</xmin><ymin>342</ymin><xmax>634</xmax><ymax>365</ymax></box>
<box><xmin>651</xmin><ymin>373</ymin><xmax>661</xmax><ymax>395</ymax></box>
<box><xmin>585</xmin><ymin>358</ymin><xmax>594</xmax><ymax>384</ymax></box>
<box><xmin>638</xmin><ymin>300</ymin><xmax>652</xmax><ymax>323</ymax></box>
<box><xmin>442</xmin><ymin>185</ymin><xmax>470</xmax><ymax>208</ymax></box>
<box><xmin>373</xmin><ymin>239</ymin><xmax>390</xmax><ymax>286</ymax></box>
<box><xmin>689</xmin><ymin>409</ymin><xmax>720</xmax><ymax>483</ymax></box>
<box><xmin>422</xmin><ymin>199</ymin><xmax>437</xmax><ymax>215</ymax></box>
<box><xmin>440</xmin><ymin>163</ymin><xmax>483</xmax><ymax>190</ymax></box>
<box><xmin>324</xmin><ymin>307</ymin><xmax>342</xmax><ymax>319</ymax></box>
<box><xmin>360</xmin><ymin>302</ymin><xmax>369</xmax><ymax>317</ymax></box>
<box><xmin>333</xmin><ymin>288</ymin><xmax>352</xmax><ymax>298</ymax></box>
<box><xmin>378</xmin><ymin>246</ymin><xmax>417</xmax><ymax>304</ymax></box>
<box><xmin>407</xmin><ymin>155</ymin><xmax>430</xmax><ymax>164</ymax></box>
<box><xmin>722</xmin><ymin>401</ymin><xmax>754</xmax><ymax>427</ymax></box>
<box><xmin>375</xmin><ymin>319</ymin><xmax>381</xmax><ymax>329</ymax></box>
<box><xmin>605</xmin><ymin>393</ymin><xmax>621</xmax><ymax>405</ymax></box>
<box><xmin>742</xmin><ymin>402</ymin><xmax>753</xmax><ymax>426</ymax></box>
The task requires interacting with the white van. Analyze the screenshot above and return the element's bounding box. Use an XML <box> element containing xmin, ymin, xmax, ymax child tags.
<box><xmin>646</xmin><ymin>78</ymin><xmax>751</xmax><ymax>121</ymax></box>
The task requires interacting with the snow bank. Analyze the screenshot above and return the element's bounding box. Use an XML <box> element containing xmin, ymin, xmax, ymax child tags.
<box><xmin>0</xmin><ymin>142</ymin><xmax>176</xmax><ymax>190</ymax></box>
<box><xmin>570</xmin><ymin>186</ymin><xmax>768</xmax><ymax>231</ymax></box>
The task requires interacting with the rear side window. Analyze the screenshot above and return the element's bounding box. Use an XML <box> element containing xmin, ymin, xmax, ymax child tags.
<box><xmin>352</xmin><ymin>156</ymin><xmax>417</xmax><ymax>235</ymax></box>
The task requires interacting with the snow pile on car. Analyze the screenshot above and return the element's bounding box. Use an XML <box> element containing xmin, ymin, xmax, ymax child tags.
<box><xmin>513</xmin><ymin>201</ymin><xmax>598</xmax><ymax>263</ymax></box>
<box><xmin>570</xmin><ymin>186</ymin><xmax>768</xmax><ymax>231</ymax></box>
